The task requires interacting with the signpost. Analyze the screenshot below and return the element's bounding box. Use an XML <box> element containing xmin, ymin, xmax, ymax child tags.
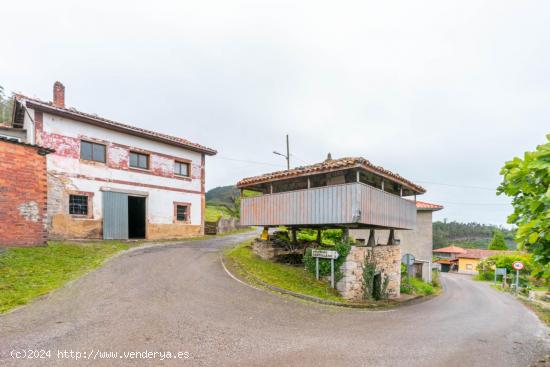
<box><xmin>512</xmin><ymin>261</ymin><xmax>524</xmax><ymax>293</ymax></box>
<box><xmin>494</xmin><ymin>267</ymin><xmax>507</xmax><ymax>286</ymax></box>
<box><xmin>401</xmin><ymin>253</ymin><xmax>415</xmax><ymax>278</ymax></box>
<box><xmin>311</xmin><ymin>249</ymin><xmax>339</xmax><ymax>288</ymax></box>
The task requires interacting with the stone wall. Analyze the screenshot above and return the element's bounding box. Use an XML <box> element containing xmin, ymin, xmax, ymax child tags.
<box><xmin>252</xmin><ymin>239</ymin><xmax>302</xmax><ymax>260</ymax></box>
<box><xmin>205</xmin><ymin>218</ymin><xmax>246</xmax><ymax>235</ymax></box>
<box><xmin>337</xmin><ymin>245</ymin><xmax>401</xmax><ymax>300</ymax></box>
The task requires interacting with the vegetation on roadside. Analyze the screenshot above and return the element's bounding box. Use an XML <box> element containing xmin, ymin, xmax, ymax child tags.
<box><xmin>0</xmin><ymin>242</ymin><xmax>128</xmax><ymax>313</ymax></box>
<box><xmin>205</xmin><ymin>204</ymin><xmax>234</xmax><ymax>222</ymax></box>
<box><xmin>498</xmin><ymin>134</ymin><xmax>550</xmax><ymax>271</ymax></box>
<box><xmin>225</xmin><ymin>241</ymin><xmax>344</xmax><ymax>302</ymax></box>
<box><xmin>205</xmin><ymin>185</ymin><xmax>260</xmax><ymax>221</ymax></box>
<box><xmin>303</xmin><ymin>239</ymin><xmax>351</xmax><ymax>281</ymax></box>
<box><xmin>400</xmin><ymin>264</ymin><xmax>440</xmax><ymax>296</ymax></box>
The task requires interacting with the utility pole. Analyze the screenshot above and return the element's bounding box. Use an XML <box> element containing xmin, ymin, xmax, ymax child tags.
<box><xmin>273</xmin><ymin>134</ymin><xmax>290</xmax><ymax>170</ymax></box>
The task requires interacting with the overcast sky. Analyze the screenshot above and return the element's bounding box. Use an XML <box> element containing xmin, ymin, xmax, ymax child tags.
<box><xmin>2</xmin><ymin>1</ymin><xmax>549</xmax><ymax>226</ymax></box>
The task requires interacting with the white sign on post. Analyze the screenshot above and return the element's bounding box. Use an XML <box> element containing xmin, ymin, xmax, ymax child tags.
<box><xmin>512</xmin><ymin>261</ymin><xmax>524</xmax><ymax>293</ymax></box>
<box><xmin>311</xmin><ymin>249</ymin><xmax>339</xmax><ymax>288</ymax></box>
<box><xmin>311</xmin><ymin>249</ymin><xmax>339</xmax><ymax>259</ymax></box>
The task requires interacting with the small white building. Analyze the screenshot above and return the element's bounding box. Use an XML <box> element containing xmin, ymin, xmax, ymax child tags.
<box><xmin>10</xmin><ymin>82</ymin><xmax>216</xmax><ymax>240</ymax></box>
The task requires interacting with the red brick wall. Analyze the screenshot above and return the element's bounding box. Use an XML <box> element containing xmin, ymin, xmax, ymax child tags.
<box><xmin>0</xmin><ymin>141</ymin><xmax>48</xmax><ymax>246</ymax></box>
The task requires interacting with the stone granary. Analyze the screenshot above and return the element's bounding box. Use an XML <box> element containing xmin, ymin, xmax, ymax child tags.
<box><xmin>236</xmin><ymin>155</ymin><xmax>427</xmax><ymax>300</ymax></box>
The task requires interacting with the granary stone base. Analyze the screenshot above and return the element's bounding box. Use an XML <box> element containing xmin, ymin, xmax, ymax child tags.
<box><xmin>337</xmin><ymin>245</ymin><xmax>401</xmax><ymax>300</ymax></box>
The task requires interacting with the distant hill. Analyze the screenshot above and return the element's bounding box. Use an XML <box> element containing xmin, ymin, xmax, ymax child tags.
<box><xmin>206</xmin><ymin>185</ymin><xmax>239</xmax><ymax>205</ymax></box>
<box><xmin>433</xmin><ymin>221</ymin><xmax>516</xmax><ymax>250</ymax></box>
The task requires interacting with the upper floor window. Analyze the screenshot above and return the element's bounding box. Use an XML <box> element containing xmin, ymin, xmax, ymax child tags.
<box><xmin>174</xmin><ymin>161</ymin><xmax>190</xmax><ymax>177</ymax></box>
<box><xmin>130</xmin><ymin>152</ymin><xmax>149</xmax><ymax>169</ymax></box>
<box><xmin>81</xmin><ymin>141</ymin><xmax>106</xmax><ymax>163</ymax></box>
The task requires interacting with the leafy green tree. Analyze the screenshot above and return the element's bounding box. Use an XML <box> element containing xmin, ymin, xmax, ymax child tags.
<box><xmin>488</xmin><ymin>229</ymin><xmax>508</xmax><ymax>250</ymax></box>
<box><xmin>498</xmin><ymin>134</ymin><xmax>550</xmax><ymax>266</ymax></box>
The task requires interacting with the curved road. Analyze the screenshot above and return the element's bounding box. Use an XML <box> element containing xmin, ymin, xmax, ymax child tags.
<box><xmin>1</xmin><ymin>233</ymin><xmax>548</xmax><ymax>366</ymax></box>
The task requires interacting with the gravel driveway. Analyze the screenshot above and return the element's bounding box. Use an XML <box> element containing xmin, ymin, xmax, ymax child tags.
<box><xmin>1</xmin><ymin>233</ymin><xmax>548</xmax><ymax>366</ymax></box>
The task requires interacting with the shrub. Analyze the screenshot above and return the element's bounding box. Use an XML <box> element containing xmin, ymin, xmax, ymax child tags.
<box><xmin>400</xmin><ymin>276</ymin><xmax>435</xmax><ymax>295</ymax></box>
<box><xmin>476</xmin><ymin>252</ymin><xmax>534</xmax><ymax>281</ymax></box>
<box><xmin>303</xmin><ymin>239</ymin><xmax>352</xmax><ymax>281</ymax></box>
<box><xmin>431</xmin><ymin>270</ymin><xmax>441</xmax><ymax>288</ymax></box>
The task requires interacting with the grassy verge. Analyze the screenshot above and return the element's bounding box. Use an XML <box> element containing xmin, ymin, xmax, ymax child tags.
<box><xmin>0</xmin><ymin>242</ymin><xmax>128</xmax><ymax>313</ymax></box>
<box><xmin>490</xmin><ymin>284</ymin><xmax>550</xmax><ymax>327</ymax></box>
<box><xmin>225</xmin><ymin>241</ymin><xmax>344</xmax><ymax>302</ymax></box>
<box><xmin>205</xmin><ymin>204</ymin><xmax>233</xmax><ymax>222</ymax></box>
<box><xmin>519</xmin><ymin>298</ymin><xmax>550</xmax><ymax>327</ymax></box>
<box><xmin>401</xmin><ymin>273</ymin><xmax>441</xmax><ymax>296</ymax></box>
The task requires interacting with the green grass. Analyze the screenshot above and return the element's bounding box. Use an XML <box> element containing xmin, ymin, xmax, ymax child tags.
<box><xmin>205</xmin><ymin>204</ymin><xmax>234</xmax><ymax>222</ymax></box>
<box><xmin>0</xmin><ymin>241</ymin><xmax>128</xmax><ymax>313</ymax></box>
<box><xmin>225</xmin><ymin>241</ymin><xmax>344</xmax><ymax>302</ymax></box>
<box><xmin>401</xmin><ymin>276</ymin><xmax>437</xmax><ymax>296</ymax></box>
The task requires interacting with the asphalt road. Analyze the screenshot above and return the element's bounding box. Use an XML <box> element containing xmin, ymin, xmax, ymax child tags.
<box><xmin>1</xmin><ymin>233</ymin><xmax>548</xmax><ymax>367</ymax></box>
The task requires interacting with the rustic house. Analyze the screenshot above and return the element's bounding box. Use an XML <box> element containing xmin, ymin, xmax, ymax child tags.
<box><xmin>0</xmin><ymin>137</ymin><xmax>53</xmax><ymax>246</ymax></box>
<box><xmin>6</xmin><ymin>81</ymin><xmax>216</xmax><ymax>241</ymax></box>
<box><xmin>236</xmin><ymin>155</ymin><xmax>427</xmax><ymax>300</ymax></box>
<box><xmin>350</xmin><ymin>200</ymin><xmax>443</xmax><ymax>282</ymax></box>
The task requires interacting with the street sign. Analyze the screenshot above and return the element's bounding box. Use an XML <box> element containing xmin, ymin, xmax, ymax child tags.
<box><xmin>311</xmin><ymin>249</ymin><xmax>339</xmax><ymax>289</ymax></box>
<box><xmin>512</xmin><ymin>261</ymin><xmax>524</xmax><ymax>270</ymax></box>
<box><xmin>401</xmin><ymin>253</ymin><xmax>415</xmax><ymax>266</ymax></box>
<box><xmin>311</xmin><ymin>249</ymin><xmax>339</xmax><ymax>259</ymax></box>
<box><xmin>494</xmin><ymin>267</ymin><xmax>507</xmax><ymax>286</ymax></box>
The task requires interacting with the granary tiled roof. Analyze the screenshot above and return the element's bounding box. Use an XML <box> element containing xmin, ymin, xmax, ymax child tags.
<box><xmin>415</xmin><ymin>200</ymin><xmax>444</xmax><ymax>211</ymax></box>
<box><xmin>15</xmin><ymin>94</ymin><xmax>217</xmax><ymax>155</ymax></box>
<box><xmin>236</xmin><ymin>156</ymin><xmax>426</xmax><ymax>193</ymax></box>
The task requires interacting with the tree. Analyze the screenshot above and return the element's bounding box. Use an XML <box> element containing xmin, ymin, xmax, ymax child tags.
<box><xmin>498</xmin><ymin>134</ymin><xmax>550</xmax><ymax>266</ymax></box>
<box><xmin>488</xmin><ymin>229</ymin><xmax>508</xmax><ymax>250</ymax></box>
<box><xmin>0</xmin><ymin>86</ymin><xmax>14</xmax><ymax>124</ymax></box>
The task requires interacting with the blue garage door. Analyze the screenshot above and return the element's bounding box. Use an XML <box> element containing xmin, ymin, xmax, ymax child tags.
<box><xmin>103</xmin><ymin>191</ymin><xmax>129</xmax><ymax>240</ymax></box>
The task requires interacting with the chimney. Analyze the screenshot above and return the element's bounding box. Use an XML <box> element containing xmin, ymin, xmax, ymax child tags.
<box><xmin>53</xmin><ymin>81</ymin><xmax>65</xmax><ymax>108</ymax></box>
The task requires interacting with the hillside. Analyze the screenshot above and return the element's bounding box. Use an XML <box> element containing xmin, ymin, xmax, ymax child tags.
<box><xmin>433</xmin><ymin>221</ymin><xmax>516</xmax><ymax>250</ymax></box>
<box><xmin>206</xmin><ymin>185</ymin><xmax>239</xmax><ymax>205</ymax></box>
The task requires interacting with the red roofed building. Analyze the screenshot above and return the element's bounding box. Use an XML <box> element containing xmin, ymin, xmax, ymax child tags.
<box><xmin>237</xmin><ymin>154</ymin><xmax>441</xmax><ymax>299</ymax></box>
<box><xmin>5</xmin><ymin>81</ymin><xmax>216</xmax><ymax>241</ymax></box>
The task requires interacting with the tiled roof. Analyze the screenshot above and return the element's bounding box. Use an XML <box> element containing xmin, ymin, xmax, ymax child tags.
<box><xmin>0</xmin><ymin>136</ymin><xmax>55</xmax><ymax>154</ymax></box>
<box><xmin>15</xmin><ymin>94</ymin><xmax>217</xmax><ymax>155</ymax></box>
<box><xmin>415</xmin><ymin>200</ymin><xmax>444</xmax><ymax>211</ymax></box>
<box><xmin>433</xmin><ymin>245</ymin><xmax>467</xmax><ymax>254</ymax></box>
<box><xmin>236</xmin><ymin>157</ymin><xmax>425</xmax><ymax>193</ymax></box>
<box><xmin>457</xmin><ymin>249</ymin><xmax>514</xmax><ymax>259</ymax></box>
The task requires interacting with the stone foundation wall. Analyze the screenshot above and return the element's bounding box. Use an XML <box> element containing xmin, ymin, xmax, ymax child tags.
<box><xmin>252</xmin><ymin>239</ymin><xmax>302</xmax><ymax>260</ymax></box>
<box><xmin>337</xmin><ymin>245</ymin><xmax>401</xmax><ymax>300</ymax></box>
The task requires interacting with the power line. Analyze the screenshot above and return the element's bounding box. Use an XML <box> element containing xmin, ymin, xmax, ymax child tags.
<box><xmin>415</xmin><ymin>180</ymin><xmax>496</xmax><ymax>191</ymax></box>
<box><xmin>210</xmin><ymin>156</ymin><xmax>285</xmax><ymax>167</ymax></box>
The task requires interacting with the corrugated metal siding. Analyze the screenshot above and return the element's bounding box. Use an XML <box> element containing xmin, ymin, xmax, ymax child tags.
<box><xmin>103</xmin><ymin>191</ymin><xmax>129</xmax><ymax>239</ymax></box>
<box><xmin>240</xmin><ymin>182</ymin><xmax>416</xmax><ymax>229</ymax></box>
